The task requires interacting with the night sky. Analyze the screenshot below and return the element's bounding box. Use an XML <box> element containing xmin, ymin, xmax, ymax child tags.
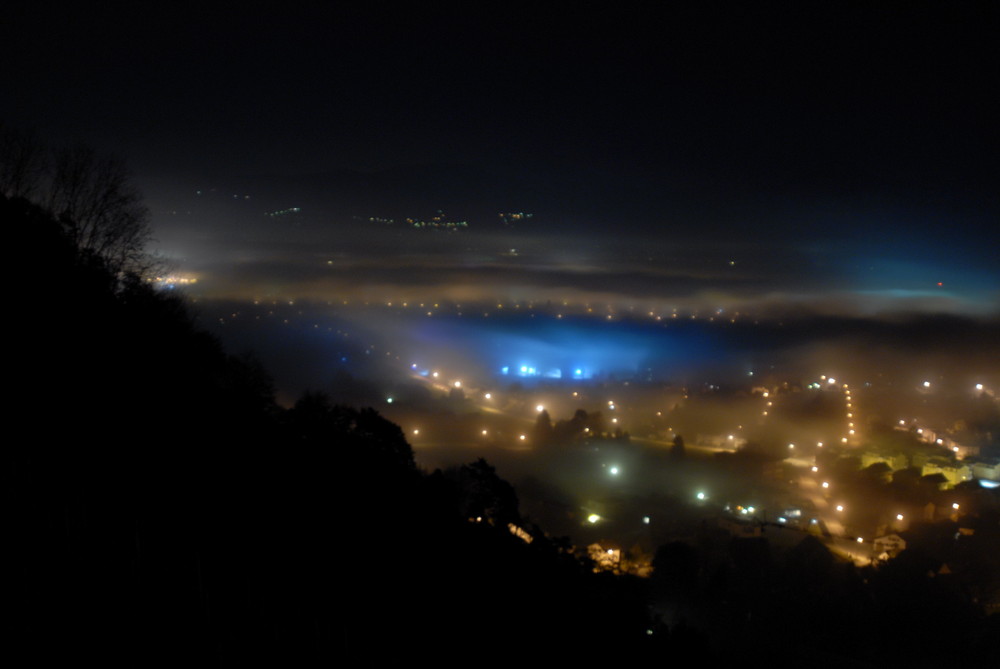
<box><xmin>5</xmin><ymin>2</ymin><xmax>999</xmax><ymax>315</ymax></box>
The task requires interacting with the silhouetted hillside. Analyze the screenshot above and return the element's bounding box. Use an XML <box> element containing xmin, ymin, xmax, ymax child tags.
<box><xmin>7</xmin><ymin>192</ymin><xmax>659</xmax><ymax>665</ymax></box>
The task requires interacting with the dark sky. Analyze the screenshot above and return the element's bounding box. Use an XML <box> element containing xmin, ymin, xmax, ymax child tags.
<box><xmin>4</xmin><ymin>2</ymin><xmax>999</xmax><ymax>313</ymax></box>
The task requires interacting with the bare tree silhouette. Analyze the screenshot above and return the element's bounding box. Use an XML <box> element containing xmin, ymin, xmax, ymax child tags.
<box><xmin>46</xmin><ymin>144</ymin><xmax>152</xmax><ymax>276</ymax></box>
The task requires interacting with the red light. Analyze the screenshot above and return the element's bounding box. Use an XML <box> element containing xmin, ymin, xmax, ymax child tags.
<box><xmin>937</xmin><ymin>282</ymin><xmax>943</xmax><ymax>286</ymax></box>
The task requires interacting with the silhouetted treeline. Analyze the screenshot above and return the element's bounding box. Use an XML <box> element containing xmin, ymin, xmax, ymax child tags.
<box><xmin>7</xmin><ymin>193</ymin><xmax>662</xmax><ymax>665</ymax></box>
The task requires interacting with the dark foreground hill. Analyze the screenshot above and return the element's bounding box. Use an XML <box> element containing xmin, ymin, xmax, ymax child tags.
<box><xmin>6</xmin><ymin>193</ymin><xmax>658</xmax><ymax>665</ymax></box>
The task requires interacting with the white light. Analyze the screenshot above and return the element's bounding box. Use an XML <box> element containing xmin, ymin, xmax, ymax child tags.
<box><xmin>696</xmin><ymin>492</ymin><xmax>706</xmax><ymax>500</ymax></box>
<box><xmin>454</xmin><ymin>380</ymin><xmax>462</xmax><ymax>388</ymax></box>
<box><xmin>923</xmin><ymin>381</ymin><xmax>931</xmax><ymax>387</ymax></box>
<box><xmin>484</xmin><ymin>393</ymin><xmax>492</xmax><ymax>399</ymax></box>
<box><xmin>587</xmin><ymin>514</ymin><xmax>601</xmax><ymax>523</ymax></box>
<box><xmin>896</xmin><ymin>514</ymin><xmax>904</xmax><ymax>521</ymax></box>
<box><xmin>822</xmin><ymin>481</ymin><xmax>830</xmax><ymax>488</ymax></box>
<box><xmin>976</xmin><ymin>383</ymin><xmax>984</xmax><ymax>391</ymax></box>
<box><xmin>643</xmin><ymin>516</ymin><xmax>650</xmax><ymax>524</ymax></box>
<box><xmin>609</xmin><ymin>467</ymin><xmax>619</xmax><ymax>475</ymax></box>
<box><xmin>836</xmin><ymin>505</ymin><xmax>844</xmax><ymax>511</ymax></box>
<box><xmin>536</xmin><ymin>404</ymin><xmax>544</xmax><ymax>412</ymax></box>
